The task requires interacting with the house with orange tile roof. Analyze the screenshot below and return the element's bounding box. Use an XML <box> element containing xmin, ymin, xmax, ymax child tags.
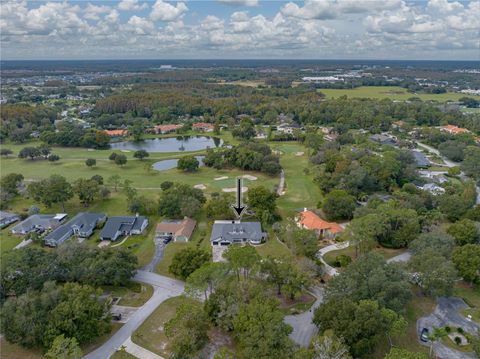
<box><xmin>154</xmin><ymin>124</ymin><xmax>182</xmax><ymax>134</ymax></box>
<box><xmin>440</xmin><ymin>124</ymin><xmax>470</xmax><ymax>135</ymax></box>
<box><xmin>296</xmin><ymin>209</ymin><xmax>344</xmax><ymax>239</ymax></box>
<box><xmin>103</xmin><ymin>129</ymin><xmax>128</xmax><ymax>138</ymax></box>
<box><xmin>192</xmin><ymin>122</ymin><xmax>214</xmax><ymax>132</ymax></box>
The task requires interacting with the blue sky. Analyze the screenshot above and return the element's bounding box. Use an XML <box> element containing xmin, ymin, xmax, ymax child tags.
<box><xmin>1</xmin><ymin>0</ymin><xmax>479</xmax><ymax>60</ymax></box>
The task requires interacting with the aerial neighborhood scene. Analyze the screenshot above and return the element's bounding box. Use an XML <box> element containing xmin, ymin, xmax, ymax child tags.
<box><xmin>1</xmin><ymin>1</ymin><xmax>480</xmax><ymax>359</ymax></box>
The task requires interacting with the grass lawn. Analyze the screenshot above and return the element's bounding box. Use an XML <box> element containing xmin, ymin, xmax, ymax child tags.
<box><xmin>278</xmin><ymin>292</ymin><xmax>316</xmax><ymax>315</ymax></box>
<box><xmin>132</xmin><ymin>295</ymin><xmax>199</xmax><ymax>357</ymax></box>
<box><xmin>102</xmin><ymin>281</ymin><xmax>154</xmax><ymax>307</ymax></box>
<box><xmin>317</xmin><ymin>86</ymin><xmax>467</xmax><ymax>102</ymax></box>
<box><xmin>454</xmin><ymin>283</ymin><xmax>480</xmax><ymax>323</ymax></box>
<box><xmin>254</xmin><ymin>235</ymin><xmax>292</xmax><ymax>258</ymax></box>
<box><xmin>323</xmin><ymin>245</ymin><xmax>406</xmax><ymax>267</ymax></box>
<box><xmin>110</xmin><ymin>351</ymin><xmax>137</xmax><ymax>359</ymax></box>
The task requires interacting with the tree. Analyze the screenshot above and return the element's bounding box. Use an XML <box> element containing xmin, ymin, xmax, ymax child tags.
<box><xmin>45</xmin><ymin>335</ymin><xmax>83</xmax><ymax>359</ymax></box>
<box><xmin>177</xmin><ymin>155</ymin><xmax>199</xmax><ymax>172</ymax></box>
<box><xmin>28</xmin><ymin>175</ymin><xmax>73</xmax><ymax>211</ymax></box>
<box><xmin>48</xmin><ymin>154</ymin><xmax>60</xmax><ymax>162</ymax></box>
<box><xmin>185</xmin><ymin>262</ymin><xmax>230</xmax><ymax>300</ymax></box>
<box><xmin>1</xmin><ymin>173</ymin><xmax>24</xmax><ymax>196</ymax></box>
<box><xmin>1</xmin><ymin>148</ymin><xmax>13</xmax><ymax>156</ymax></box>
<box><xmin>205</xmin><ymin>193</ymin><xmax>235</xmax><ymax>220</ymax></box>
<box><xmin>409</xmin><ymin>229</ymin><xmax>455</xmax><ymax>259</ymax></box>
<box><xmin>158</xmin><ymin>183</ymin><xmax>206</xmax><ymax>218</ymax></box>
<box><xmin>224</xmin><ymin>245</ymin><xmax>260</xmax><ymax>280</ymax></box>
<box><xmin>325</xmin><ymin>252</ymin><xmax>411</xmax><ymax>313</ymax></box>
<box><xmin>283</xmin><ymin>227</ymin><xmax>318</xmax><ymax>259</ymax></box>
<box><xmin>85</xmin><ymin>158</ymin><xmax>96</xmax><ymax>168</ymax></box>
<box><xmin>344</xmin><ymin>214</ymin><xmax>384</xmax><ymax>257</ymax></box>
<box><xmin>28</xmin><ymin>205</ymin><xmax>40</xmax><ymax>216</ymax></box>
<box><xmin>90</xmin><ymin>175</ymin><xmax>103</xmax><ymax>185</ymax></box>
<box><xmin>169</xmin><ymin>248</ymin><xmax>211</xmax><ymax>280</ymax></box>
<box><xmin>384</xmin><ymin>348</ymin><xmax>429</xmax><ymax>359</ymax></box>
<box><xmin>38</xmin><ymin>143</ymin><xmax>51</xmax><ymax>159</ymax></box>
<box><xmin>462</xmin><ymin>146</ymin><xmax>480</xmax><ymax>180</ymax></box>
<box><xmin>409</xmin><ymin>249</ymin><xmax>457</xmax><ymax>297</ymax></box>
<box><xmin>447</xmin><ymin>219</ymin><xmax>480</xmax><ymax>246</ymax></box>
<box><xmin>107</xmin><ymin>174</ymin><xmax>122</xmax><ymax>191</ymax></box>
<box><xmin>160</xmin><ymin>180</ymin><xmax>174</xmax><ymax>191</ymax></box>
<box><xmin>232</xmin><ymin>118</ymin><xmax>256</xmax><ymax>140</ymax></box>
<box><xmin>322</xmin><ymin>190</ymin><xmax>356</xmax><ymax>221</ymax></box>
<box><xmin>94</xmin><ymin>130</ymin><xmax>110</xmax><ymax>149</ymax></box>
<box><xmin>133</xmin><ymin>150</ymin><xmax>149</xmax><ymax>161</ymax></box>
<box><xmin>73</xmin><ymin>179</ymin><xmax>99</xmax><ymax>207</ymax></box>
<box><xmin>114</xmin><ymin>154</ymin><xmax>127</xmax><ymax>166</ymax></box>
<box><xmin>19</xmin><ymin>146</ymin><xmax>41</xmax><ymax>160</ymax></box>
<box><xmin>233</xmin><ymin>298</ymin><xmax>294</xmax><ymax>358</ymax></box>
<box><xmin>247</xmin><ymin>186</ymin><xmax>278</xmax><ymax>218</ymax></box>
<box><xmin>260</xmin><ymin>256</ymin><xmax>308</xmax><ymax>299</ymax></box>
<box><xmin>108</xmin><ymin>152</ymin><xmax>117</xmax><ymax>161</ymax></box>
<box><xmin>452</xmin><ymin>244</ymin><xmax>480</xmax><ymax>285</ymax></box>
<box><xmin>310</xmin><ymin>332</ymin><xmax>352</xmax><ymax>359</ymax></box>
<box><xmin>164</xmin><ymin>302</ymin><xmax>209</xmax><ymax>359</ymax></box>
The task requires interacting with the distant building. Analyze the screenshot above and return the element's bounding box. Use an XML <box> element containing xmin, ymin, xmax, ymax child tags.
<box><xmin>0</xmin><ymin>211</ymin><xmax>20</xmax><ymax>229</ymax></box>
<box><xmin>44</xmin><ymin>212</ymin><xmax>106</xmax><ymax>247</ymax></box>
<box><xmin>103</xmin><ymin>129</ymin><xmax>128</xmax><ymax>138</ymax></box>
<box><xmin>370</xmin><ymin>133</ymin><xmax>398</xmax><ymax>146</ymax></box>
<box><xmin>210</xmin><ymin>220</ymin><xmax>267</xmax><ymax>246</ymax></box>
<box><xmin>156</xmin><ymin>217</ymin><xmax>197</xmax><ymax>242</ymax></box>
<box><xmin>418</xmin><ymin>183</ymin><xmax>446</xmax><ymax>196</ymax></box>
<box><xmin>192</xmin><ymin>122</ymin><xmax>214</xmax><ymax>132</ymax></box>
<box><xmin>296</xmin><ymin>209</ymin><xmax>343</xmax><ymax>239</ymax></box>
<box><xmin>154</xmin><ymin>124</ymin><xmax>182</xmax><ymax>134</ymax></box>
<box><xmin>276</xmin><ymin>122</ymin><xmax>303</xmax><ymax>135</ymax></box>
<box><xmin>11</xmin><ymin>214</ymin><xmax>67</xmax><ymax>235</ymax></box>
<box><xmin>440</xmin><ymin>125</ymin><xmax>470</xmax><ymax>135</ymax></box>
<box><xmin>411</xmin><ymin>150</ymin><xmax>430</xmax><ymax>168</ymax></box>
<box><xmin>100</xmin><ymin>215</ymin><xmax>148</xmax><ymax>241</ymax></box>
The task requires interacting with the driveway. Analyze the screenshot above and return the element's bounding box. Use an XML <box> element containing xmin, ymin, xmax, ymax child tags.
<box><xmin>284</xmin><ymin>287</ymin><xmax>324</xmax><ymax>347</ymax></box>
<box><xmin>277</xmin><ymin>169</ymin><xmax>285</xmax><ymax>196</ymax></box>
<box><xmin>317</xmin><ymin>241</ymin><xmax>350</xmax><ymax>276</ymax></box>
<box><xmin>142</xmin><ymin>237</ymin><xmax>166</xmax><ymax>272</ymax></box>
<box><xmin>417</xmin><ymin>297</ymin><xmax>479</xmax><ymax>359</ymax></box>
<box><xmin>387</xmin><ymin>251</ymin><xmax>411</xmax><ymax>264</ymax></box>
<box><xmin>84</xmin><ymin>271</ymin><xmax>184</xmax><ymax>359</ymax></box>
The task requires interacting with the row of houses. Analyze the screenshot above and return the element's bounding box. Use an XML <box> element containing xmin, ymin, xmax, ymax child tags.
<box><xmin>104</xmin><ymin>122</ymin><xmax>215</xmax><ymax>137</ymax></box>
<box><xmin>7</xmin><ymin>212</ymin><xmax>148</xmax><ymax>247</ymax></box>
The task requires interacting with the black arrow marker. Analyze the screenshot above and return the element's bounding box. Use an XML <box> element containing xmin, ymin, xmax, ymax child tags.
<box><xmin>231</xmin><ymin>177</ymin><xmax>247</xmax><ymax>218</ymax></box>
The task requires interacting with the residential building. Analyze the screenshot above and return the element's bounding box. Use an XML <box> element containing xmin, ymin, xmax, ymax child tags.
<box><xmin>192</xmin><ymin>122</ymin><xmax>214</xmax><ymax>132</ymax></box>
<box><xmin>210</xmin><ymin>220</ymin><xmax>267</xmax><ymax>246</ymax></box>
<box><xmin>104</xmin><ymin>129</ymin><xmax>128</xmax><ymax>138</ymax></box>
<box><xmin>276</xmin><ymin>122</ymin><xmax>303</xmax><ymax>135</ymax></box>
<box><xmin>0</xmin><ymin>211</ymin><xmax>20</xmax><ymax>229</ymax></box>
<box><xmin>296</xmin><ymin>209</ymin><xmax>343</xmax><ymax>239</ymax></box>
<box><xmin>370</xmin><ymin>133</ymin><xmax>398</xmax><ymax>146</ymax></box>
<box><xmin>419</xmin><ymin>170</ymin><xmax>448</xmax><ymax>184</ymax></box>
<box><xmin>11</xmin><ymin>214</ymin><xmax>67</xmax><ymax>235</ymax></box>
<box><xmin>418</xmin><ymin>183</ymin><xmax>446</xmax><ymax>196</ymax></box>
<box><xmin>156</xmin><ymin>217</ymin><xmax>196</xmax><ymax>242</ymax></box>
<box><xmin>100</xmin><ymin>215</ymin><xmax>148</xmax><ymax>241</ymax></box>
<box><xmin>44</xmin><ymin>212</ymin><xmax>106</xmax><ymax>247</ymax></box>
<box><xmin>411</xmin><ymin>150</ymin><xmax>431</xmax><ymax>168</ymax></box>
<box><xmin>154</xmin><ymin>124</ymin><xmax>182</xmax><ymax>134</ymax></box>
<box><xmin>440</xmin><ymin>124</ymin><xmax>470</xmax><ymax>135</ymax></box>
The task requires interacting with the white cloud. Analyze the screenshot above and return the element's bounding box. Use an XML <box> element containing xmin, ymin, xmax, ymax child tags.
<box><xmin>149</xmin><ymin>0</ymin><xmax>188</xmax><ymax>22</ymax></box>
<box><xmin>127</xmin><ymin>15</ymin><xmax>154</xmax><ymax>34</ymax></box>
<box><xmin>281</xmin><ymin>0</ymin><xmax>336</xmax><ymax>20</ymax></box>
<box><xmin>84</xmin><ymin>4</ymin><xmax>111</xmax><ymax>21</ymax></box>
<box><xmin>217</xmin><ymin>0</ymin><xmax>259</xmax><ymax>7</ymax></box>
<box><xmin>118</xmin><ymin>0</ymin><xmax>149</xmax><ymax>11</ymax></box>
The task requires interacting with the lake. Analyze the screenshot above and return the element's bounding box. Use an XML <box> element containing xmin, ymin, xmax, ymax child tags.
<box><xmin>152</xmin><ymin>156</ymin><xmax>205</xmax><ymax>171</ymax></box>
<box><xmin>110</xmin><ymin>136</ymin><xmax>222</xmax><ymax>152</ymax></box>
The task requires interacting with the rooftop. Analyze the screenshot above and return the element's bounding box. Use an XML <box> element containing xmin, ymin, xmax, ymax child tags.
<box><xmin>299</xmin><ymin>210</ymin><xmax>343</xmax><ymax>234</ymax></box>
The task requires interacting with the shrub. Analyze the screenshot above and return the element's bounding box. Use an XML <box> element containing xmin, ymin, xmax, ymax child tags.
<box><xmin>334</xmin><ymin>254</ymin><xmax>352</xmax><ymax>268</ymax></box>
<box><xmin>454</xmin><ymin>336</ymin><xmax>462</xmax><ymax>345</ymax></box>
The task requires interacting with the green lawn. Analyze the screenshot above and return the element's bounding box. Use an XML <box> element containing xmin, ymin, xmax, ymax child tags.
<box><xmin>102</xmin><ymin>281</ymin><xmax>154</xmax><ymax>307</ymax></box>
<box><xmin>254</xmin><ymin>235</ymin><xmax>292</xmax><ymax>258</ymax></box>
<box><xmin>317</xmin><ymin>86</ymin><xmax>467</xmax><ymax>102</ymax></box>
<box><xmin>132</xmin><ymin>296</ymin><xmax>199</xmax><ymax>357</ymax></box>
<box><xmin>323</xmin><ymin>245</ymin><xmax>406</xmax><ymax>267</ymax></box>
<box><xmin>111</xmin><ymin>351</ymin><xmax>137</xmax><ymax>359</ymax></box>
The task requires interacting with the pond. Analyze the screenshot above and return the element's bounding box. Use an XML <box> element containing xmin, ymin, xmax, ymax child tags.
<box><xmin>152</xmin><ymin>156</ymin><xmax>205</xmax><ymax>171</ymax></box>
<box><xmin>110</xmin><ymin>136</ymin><xmax>222</xmax><ymax>153</ymax></box>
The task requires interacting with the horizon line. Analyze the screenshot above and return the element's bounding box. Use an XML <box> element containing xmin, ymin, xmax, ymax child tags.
<box><xmin>2</xmin><ymin>58</ymin><xmax>480</xmax><ymax>62</ymax></box>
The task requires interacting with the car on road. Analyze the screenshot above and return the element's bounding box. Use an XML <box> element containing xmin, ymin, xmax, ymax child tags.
<box><xmin>420</xmin><ymin>327</ymin><xmax>429</xmax><ymax>342</ymax></box>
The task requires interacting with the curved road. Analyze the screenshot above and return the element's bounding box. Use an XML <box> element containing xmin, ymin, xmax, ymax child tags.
<box><xmin>84</xmin><ymin>271</ymin><xmax>184</xmax><ymax>359</ymax></box>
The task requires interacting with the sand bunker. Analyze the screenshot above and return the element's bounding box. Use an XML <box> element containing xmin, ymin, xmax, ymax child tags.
<box><xmin>223</xmin><ymin>187</ymin><xmax>248</xmax><ymax>193</ymax></box>
<box><xmin>295</xmin><ymin>152</ymin><xmax>304</xmax><ymax>156</ymax></box>
<box><xmin>241</xmin><ymin>175</ymin><xmax>257</xmax><ymax>181</ymax></box>
<box><xmin>194</xmin><ymin>184</ymin><xmax>207</xmax><ymax>190</ymax></box>
<box><xmin>121</xmin><ymin>150</ymin><xmax>131</xmax><ymax>153</ymax></box>
<box><xmin>214</xmin><ymin>176</ymin><xmax>229</xmax><ymax>181</ymax></box>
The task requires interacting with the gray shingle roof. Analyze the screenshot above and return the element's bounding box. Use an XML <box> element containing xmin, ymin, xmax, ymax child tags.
<box><xmin>100</xmin><ymin>216</ymin><xmax>147</xmax><ymax>241</ymax></box>
<box><xmin>411</xmin><ymin>151</ymin><xmax>430</xmax><ymax>167</ymax></box>
<box><xmin>44</xmin><ymin>212</ymin><xmax>106</xmax><ymax>246</ymax></box>
<box><xmin>211</xmin><ymin>221</ymin><xmax>266</xmax><ymax>244</ymax></box>
<box><xmin>11</xmin><ymin>214</ymin><xmax>61</xmax><ymax>234</ymax></box>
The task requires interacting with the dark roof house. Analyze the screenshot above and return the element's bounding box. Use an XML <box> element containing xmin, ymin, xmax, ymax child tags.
<box><xmin>210</xmin><ymin>220</ymin><xmax>266</xmax><ymax>246</ymax></box>
<box><xmin>100</xmin><ymin>216</ymin><xmax>148</xmax><ymax>241</ymax></box>
<box><xmin>370</xmin><ymin>134</ymin><xmax>398</xmax><ymax>146</ymax></box>
<box><xmin>11</xmin><ymin>214</ymin><xmax>67</xmax><ymax>235</ymax></box>
<box><xmin>411</xmin><ymin>150</ymin><xmax>431</xmax><ymax>168</ymax></box>
<box><xmin>44</xmin><ymin>212</ymin><xmax>106</xmax><ymax>247</ymax></box>
<box><xmin>0</xmin><ymin>211</ymin><xmax>20</xmax><ymax>229</ymax></box>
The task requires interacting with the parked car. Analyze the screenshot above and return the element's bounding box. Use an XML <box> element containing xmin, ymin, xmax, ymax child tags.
<box><xmin>163</xmin><ymin>236</ymin><xmax>172</xmax><ymax>244</ymax></box>
<box><xmin>420</xmin><ymin>327</ymin><xmax>429</xmax><ymax>342</ymax></box>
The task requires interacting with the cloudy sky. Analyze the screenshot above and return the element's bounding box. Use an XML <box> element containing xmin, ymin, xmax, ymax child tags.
<box><xmin>1</xmin><ymin>0</ymin><xmax>479</xmax><ymax>60</ymax></box>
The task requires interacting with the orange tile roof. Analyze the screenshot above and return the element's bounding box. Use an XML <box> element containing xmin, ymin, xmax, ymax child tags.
<box><xmin>299</xmin><ymin>210</ymin><xmax>344</xmax><ymax>233</ymax></box>
<box><xmin>442</xmin><ymin>125</ymin><xmax>469</xmax><ymax>134</ymax></box>
<box><xmin>155</xmin><ymin>124</ymin><xmax>181</xmax><ymax>132</ymax></box>
<box><xmin>192</xmin><ymin>122</ymin><xmax>214</xmax><ymax>129</ymax></box>
<box><xmin>104</xmin><ymin>129</ymin><xmax>127</xmax><ymax>137</ymax></box>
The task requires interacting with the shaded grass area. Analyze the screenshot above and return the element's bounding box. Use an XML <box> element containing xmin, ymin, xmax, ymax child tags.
<box><xmin>254</xmin><ymin>236</ymin><xmax>292</xmax><ymax>258</ymax></box>
<box><xmin>317</xmin><ymin>86</ymin><xmax>467</xmax><ymax>102</ymax></box>
<box><xmin>110</xmin><ymin>351</ymin><xmax>138</xmax><ymax>359</ymax></box>
<box><xmin>132</xmin><ymin>296</ymin><xmax>198</xmax><ymax>357</ymax></box>
<box><xmin>102</xmin><ymin>281</ymin><xmax>154</xmax><ymax>307</ymax></box>
<box><xmin>323</xmin><ymin>245</ymin><xmax>406</xmax><ymax>267</ymax></box>
<box><xmin>278</xmin><ymin>292</ymin><xmax>316</xmax><ymax>315</ymax></box>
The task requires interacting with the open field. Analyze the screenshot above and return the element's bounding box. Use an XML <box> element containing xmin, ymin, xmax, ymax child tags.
<box><xmin>317</xmin><ymin>86</ymin><xmax>468</xmax><ymax>102</ymax></box>
<box><xmin>132</xmin><ymin>295</ymin><xmax>199</xmax><ymax>357</ymax></box>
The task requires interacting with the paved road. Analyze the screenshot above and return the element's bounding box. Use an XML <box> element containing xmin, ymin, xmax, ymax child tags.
<box><xmin>84</xmin><ymin>271</ymin><xmax>184</xmax><ymax>359</ymax></box>
<box><xmin>284</xmin><ymin>287</ymin><xmax>324</xmax><ymax>347</ymax></box>
<box><xmin>142</xmin><ymin>238</ymin><xmax>166</xmax><ymax>272</ymax></box>
<box><xmin>387</xmin><ymin>251</ymin><xmax>411</xmax><ymax>264</ymax></box>
<box><xmin>122</xmin><ymin>336</ymin><xmax>163</xmax><ymax>359</ymax></box>
<box><xmin>417</xmin><ymin>297</ymin><xmax>479</xmax><ymax>359</ymax></box>
<box><xmin>317</xmin><ymin>242</ymin><xmax>350</xmax><ymax>276</ymax></box>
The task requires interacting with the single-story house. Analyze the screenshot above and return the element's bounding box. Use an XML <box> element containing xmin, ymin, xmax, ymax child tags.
<box><xmin>211</xmin><ymin>220</ymin><xmax>267</xmax><ymax>246</ymax></box>
<box><xmin>411</xmin><ymin>150</ymin><xmax>431</xmax><ymax>168</ymax></box>
<box><xmin>192</xmin><ymin>122</ymin><xmax>214</xmax><ymax>132</ymax></box>
<box><xmin>104</xmin><ymin>129</ymin><xmax>128</xmax><ymax>138</ymax></box>
<box><xmin>296</xmin><ymin>209</ymin><xmax>343</xmax><ymax>239</ymax></box>
<box><xmin>440</xmin><ymin>124</ymin><xmax>470</xmax><ymax>135</ymax></box>
<box><xmin>100</xmin><ymin>215</ymin><xmax>148</xmax><ymax>241</ymax></box>
<box><xmin>418</xmin><ymin>183</ymin><xmax>446</xmax><ymax>196</ymax></box>
<box><xmin>276</xmin><ymin>122</ymin><xmax>303</xmax><ymax>135</ymax></box>
<box><xmin>156</xmin><ymin>217</ymin><xmax>196</xmax><ymax>242</ymax></box>
<box><xmin>44</xmin><ymin>212</ymin><xmax>107</xmax><ymax>247</ymax></box>
<box><xmin>0</xmin><ymin>211</ymin><xmax>20</xmax><ymax>229</ymax></box>
<box><xmin>11</xmin><ymin>214</ymin><xmax>67</xmax><ymax>235</ymax></box>
<box><xmin>370</xmin><ymin>134</ymin><xmax>398</xmax><ymax>147</ymax></box>
<box><xmin>154</xmin><ymin>124</ymin><xmax>182</xmax><ymax>134</ymax></box>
